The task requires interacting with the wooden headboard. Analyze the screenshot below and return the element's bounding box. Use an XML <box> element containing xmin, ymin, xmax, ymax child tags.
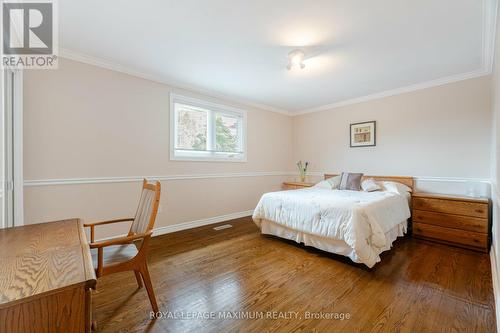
<box><xmin>324</xmin><ymin>174</ymin><xmax>414</xmax><ymax>191</ymax></box>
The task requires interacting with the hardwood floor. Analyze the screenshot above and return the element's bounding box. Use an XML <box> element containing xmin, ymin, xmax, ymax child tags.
<box><xmin>92</xmin><ymin>217</ymin><xmax>496</xmax><ymax>332</ymax></box>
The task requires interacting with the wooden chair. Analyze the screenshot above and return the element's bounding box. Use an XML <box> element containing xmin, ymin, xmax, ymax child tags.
<box><xmin>84</xmin><ymin>179</ymin><xmax>161</xmax><ymax>313</ymax></box>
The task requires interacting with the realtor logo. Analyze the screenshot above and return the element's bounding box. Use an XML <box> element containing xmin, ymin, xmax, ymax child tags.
<box><xmin>2</xmin><ymin>0</ymin><xmax>58</xmax><ymax>69</ymax></box>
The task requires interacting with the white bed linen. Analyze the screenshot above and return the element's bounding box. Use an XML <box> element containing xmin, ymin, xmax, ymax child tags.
<box><xmin>252</xmin><ymin>188</ymin><xmax>411</xmax><ymax>267</ymax></box>
<box><xmin>260</xmin><ymin>219</ymin><xmax>407</xmax><ymax>266</ymax></box>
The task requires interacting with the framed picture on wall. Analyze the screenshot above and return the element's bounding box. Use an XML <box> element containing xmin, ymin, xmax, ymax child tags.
<box><xmin>350</xmin><ymin>121</ymin><xmax>376</xmax><ymax>147</ymax></box>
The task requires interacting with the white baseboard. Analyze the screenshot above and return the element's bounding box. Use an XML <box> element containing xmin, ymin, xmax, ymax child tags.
<box><xmin>152</xmin><ymin>210</ymin><xmax>254</xmax><ymax>237</ymax></box>
<box><xmin>491</xmin><ymin>182</ymin><xmax>500</xmax><ymax>333</ymax></box>
<box><xmin>490</xmin><ymin>245</ymin><xmax>500</xmax><ymax>333</ymax></box>
<box><xmin>94</xmin><ymin>209</ymin><xmax>254</xmax><ymax>241</ymax></box>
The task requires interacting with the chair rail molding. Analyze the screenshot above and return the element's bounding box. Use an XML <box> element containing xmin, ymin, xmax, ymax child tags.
<box><xmin>306</xmin><ymin>171</ymin><xmax>491</xmax><ymax>183</ymax></box>
<box><xmin>24</xmin><ymin>171</ymin><xmax>295</xmax><ymax>187</ymax></box>
<box><xmin>25</xmin><ymin>172</ymin><xmax>493</xmax><ymax>187</ymax></box>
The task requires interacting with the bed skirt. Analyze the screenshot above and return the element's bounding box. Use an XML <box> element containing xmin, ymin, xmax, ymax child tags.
<box><xmin>258</xmin><ymin>219</ymin><xmax>407</xmax><ymax>266</ymax></box>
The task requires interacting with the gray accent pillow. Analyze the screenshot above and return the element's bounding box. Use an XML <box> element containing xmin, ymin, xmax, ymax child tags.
<box><xmin>339</xmin><ymin>172</ymin><xmax>364</xmax><ymax>191</ymax></box>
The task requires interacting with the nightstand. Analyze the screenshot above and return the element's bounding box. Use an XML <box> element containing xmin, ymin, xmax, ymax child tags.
<box><xmin>282</xmin><ymin>181</ymin><xmax>315</xmax><ymax>190</ymax></box>
<box><xmin>412</xmin><ymin>192</ymin><xmax>491</xmax><ymax>252</ymax></box>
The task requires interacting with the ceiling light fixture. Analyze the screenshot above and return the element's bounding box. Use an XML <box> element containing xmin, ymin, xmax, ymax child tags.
<box><xmin>287</xmin><ymin>49</ymin><xmax>305</xmax><ymax>70</ymax></box>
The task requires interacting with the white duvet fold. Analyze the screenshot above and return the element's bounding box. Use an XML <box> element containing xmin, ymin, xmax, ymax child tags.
<box><xmin>252</xmin><ymin>188</ymin><xmax>411</xmax><ymax>267</ymax></box>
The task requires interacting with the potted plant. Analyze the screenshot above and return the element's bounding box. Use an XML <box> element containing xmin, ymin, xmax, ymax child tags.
<box><xmin>297</xmin><ymin>161</ymin><xmax>309</xmax><ymax>182</ymax></box>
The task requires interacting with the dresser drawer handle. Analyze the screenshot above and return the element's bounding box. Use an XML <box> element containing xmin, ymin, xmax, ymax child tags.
<box><xmin>475</xmin><ymin>209</ymin><xmax>484</xmax><ymax>214</ymax></box>
<box><xmin>473</xmin><ymin>239</ymin><xmax>479</xmax><ymax>243</ymax></box>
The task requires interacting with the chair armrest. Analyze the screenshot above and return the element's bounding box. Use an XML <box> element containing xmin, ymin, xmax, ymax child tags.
<box><xmin>83</xmin><ymin>218</ymin><xmax>134</xmax><ymax>228</ymax></box>
<box><xmin>89</xmin><ymin>230</ymin><xmax>152</xmax><ymax>249</ymax></box>
<box><xmin>84</xmin><ymin>218</ymin><xmax>135</xmax><ymax>242</ymax></box>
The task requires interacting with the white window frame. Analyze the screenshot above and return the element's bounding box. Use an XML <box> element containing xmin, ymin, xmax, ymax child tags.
<box><xmin>170</xmin><ymin>93</ymin><xmax>247</xmax><ymax>162</ymax></box>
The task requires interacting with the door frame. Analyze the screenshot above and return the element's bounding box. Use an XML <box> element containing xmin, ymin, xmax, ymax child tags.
<box><xmin>12</xmin><ymin>69</ymin><xmax>23</xmax><ymax>226</ymax></box>
<box><xmin>3</xmin><ymin>68</ymin><xmax>23</xmax><ymax>228</ymax></box>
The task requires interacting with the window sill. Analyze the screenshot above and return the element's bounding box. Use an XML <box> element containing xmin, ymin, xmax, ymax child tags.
<box><xmin>170</xmin><ymin>153</ymin><xmax>247</xmax><ymax>163</ymax></box>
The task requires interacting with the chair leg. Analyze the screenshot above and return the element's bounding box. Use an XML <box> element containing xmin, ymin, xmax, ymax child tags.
<box><xmin>139</xmin><ymin>262</ymin><xmax>159</xmax><ymax>313</ymax></box>
<box><xmin>134</xmin><ymin>270</ymin><xmax>143</xmax><ymax>288</ymax></box>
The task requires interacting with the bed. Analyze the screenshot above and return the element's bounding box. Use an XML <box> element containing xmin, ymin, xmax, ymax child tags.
<box><xmin>252</xmin><ymin>175</ymin><xmax>413</xmax><ymax>268</ymax></box>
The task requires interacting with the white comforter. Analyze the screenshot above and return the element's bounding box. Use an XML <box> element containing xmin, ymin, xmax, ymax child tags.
<box><xmin>252</xmin><ymin>188</ymin><xmax>411</xmax><ymax>267</ymax></box>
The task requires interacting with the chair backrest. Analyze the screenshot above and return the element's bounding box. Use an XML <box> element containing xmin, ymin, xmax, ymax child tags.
<box><xmin>129</xmin><ymin>179</ymin><xmax>161</xmax><ymax>236</ymax></box>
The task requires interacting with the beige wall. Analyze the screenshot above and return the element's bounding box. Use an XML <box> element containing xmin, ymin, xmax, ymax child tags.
<box><xmin>23</xmin><ymin>58</ymin><xmax>494</xmax><ymax>240</ymax></box>
<box><xmin>293</xmin><ymin>76</ymin><xmax>492</xmax><ymax>180</ymax></box>
<box><xmin>23</xmin><ymin>58</ymin><xmax>293</xmax><ymax>239</ymax></box>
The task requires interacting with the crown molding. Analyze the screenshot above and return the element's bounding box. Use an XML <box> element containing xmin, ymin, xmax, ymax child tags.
<box><xmin>294</xmin><ymin>0</ymin><xmax>498</xmax><ymax>115</ymax></box>
<box><xmin>58</xmin><ymin>48</ymin><xmax>290</xmax><ymax>116</ymax></box>
<box><xmin>483</xmin><ymin>0</ymin><xmax>498</xmax><ymax>72</ymax></box>
<box><xmin>61</xmin><ymin>47</ymin><xmax>493</xmax><ymax>117</ymax></box>
<box><xmin>59</xmin><ymin>0</ymin><xmax>498</xmax><ymax>118</ymax></box>
<box><xmin>293</xmin><ymin>69</ymin><xmax>491</xmax><ymax>115</ymax></box>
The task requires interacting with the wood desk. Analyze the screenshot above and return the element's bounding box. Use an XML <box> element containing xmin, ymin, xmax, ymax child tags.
<box><xmin>0</xmin><ymin>219</ymin><xmax>96</xmax><ymax>333</ymax></box>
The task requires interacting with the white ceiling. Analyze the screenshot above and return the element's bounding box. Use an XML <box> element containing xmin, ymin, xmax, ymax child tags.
<box><xmin>60</xmin><ymin>0</ymin><xmax>494</xmax><ymax>114</ymax></box>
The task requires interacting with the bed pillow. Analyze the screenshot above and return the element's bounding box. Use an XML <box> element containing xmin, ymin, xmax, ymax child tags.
<box><xmin>327</xmin><ymin>175</ymin><xmax>341</xmax><ymax>189</ymax></box>
<box><xmin>314</xmin><ymin>180</ymin><xmax>332</xmax><ymax>189</ymax></box>
<box><xmin>382</xmin><ymin>181</ymin><xmax>412</xmax><ymax>195</ymax></box>
<box><xmin>361</xmin><ymin>178</ymin><xmax>382</xmax><ymax>192</ymax></box>
<box><xmin>339</xmin><ymin>172</ymin><xmax>363</xmax><ymax>191</ymax></box>
<box><xmin>313</xmin><ymin>175</ymin><xmax>341</xmax><ymax>189</ymax></box>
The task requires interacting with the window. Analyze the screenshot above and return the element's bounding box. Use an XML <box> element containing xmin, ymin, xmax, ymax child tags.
<box><xmin>170</xmin><ymin>94</ymin><xmax>247</xmax><ymax>162</ymax></box>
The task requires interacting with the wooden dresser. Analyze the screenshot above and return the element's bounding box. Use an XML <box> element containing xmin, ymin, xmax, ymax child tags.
<box><xmin>0</xmin><ymin>219</ymin><xmax>96</xmax><ymax>333</ymax></box>
<box><xmin>412</xmin><ymin>193</ymin><xmax>490</xmax><ymax>252</ymax></box>
<box><xmin>282</xmin><ymin>181</ymin><xmax>314</xmax><ymax>190</ymax></box>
